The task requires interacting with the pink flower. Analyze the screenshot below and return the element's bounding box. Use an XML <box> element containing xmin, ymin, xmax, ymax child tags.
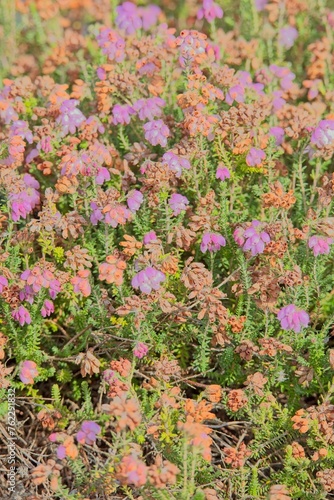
<box><xmin>19</xmin><ymin>285</ymin><xmax>35</xmax><ymax>305</ymax></box>
<box><xmin>96</xmin><ymin>27</ymin><xmax>125</xmax><ymax>62</ymax></box>
<box><xmin>311</xmin><ymin>120</ymin><xmax>334</xmax><ymax>148</ymax></box>
<box><xmin>49</xmin><ymin>279</ymin><xmax>61</xmax><ymax>300</ymax></box>
<box><xmin>90</xmin><ymin>202</ymin><xmax>104</xmax><ymax>225</ymax></box>
<box><xmin>112</xmin><ymin>104</ymin><xmax>135</xmax><ymax>125</ymax></box>
<box><xmin>140</xmin><ymin>5</ymin><xmax>161</xmax><ymax>30</ymax></box>
<box><xmin>272</xmin><ymin>90</ymin><xmax>286</xmax><ymax>110</ymax></box>
<box><xmin>197</xmin><ymin>0</ymin><xmax>223</xmax><ymax>23</ymax></box>
<box><xmin>133</xmin><ymin>97</ymin><xmax>165</xmax><ymax>121</ymax></box>
<box><xmin>103</xmin><ymin>369</ymin><xmax>116</xmax><ymax>383</ymax></box>
<box><xmin>277</xmin><ymin>304</ymin><xmax>309</xmax><ymax>333</ymax></box>
<box><xmin>246</xmin><ymin>148</ymin><xmax>266</xmax><ymax>167</ymax></box>
<box><xmin>57</xmin><ymin>99</ymin><xmax>85</xmax><ymax>136</ymax></box>
<box><xmin>21</xmin><ymin>266</ymin><xmax>56</xmax><ymax>293</ymax></box>
<box><xmin>71</xmin><ymin>270</ymin><xmax>91</xmax><ymax>297</ymax></box>
<box><xmin>95</xmin><ymin>167</ymin><xmax>110</xmax><ymax>185</ymax></box>
<box><xmin>127</xmin><ymin>190</ymin><xmax>143</xmax><ymax>212</ymax></box>
<box><xmin>116</xmin><ymin>2</ymin><xmax>142</xmax><ymax>34</ymax></box>
<box><xmin>168</xmin><ymin>193</ymin><xmax>189</xmax><ymax>216</ymax></box>
<box><xmin>12</xmin><ymin>306</ymin><xmax>31</xmax><ymax>326</ymax></box>
<box><xmin>200</xmin><ymin>232</ymin><xmax>226</xmax><ymax>253</ymax></box>
<box><xmin>233</xmin><ymin>227</ymin><xmax>245</xmax><ymax>247</ymax></box>
<box><xmin>41</xmin><ymin>300</ymin><xmax>54</xmax><ymax>318</ymax></box>
<box><xmin>255</xmin><ymin>0</ymin><xmax>268</xmax><ymax>11</ymax></box>
<box><xmin>225</xmin><ymin>84</ymin><xmax>245</xmax><ymax>105</ymax></box>
<box><xmin>38</xmin><ymin>135</ymin><xmax>53</xmax><ymax>153</ymax></box>
<box><xmin>117</xmin><ymin>454</ymin><xmax>148</xmax><ymax>487</ymax></box>
<box><xmin>143</xmin><ymin>120</ymin><xmax>170</xmax><ymax>147</ymax></box>
<box><xmin>10</xmin><ymin>120</ymin><xmax>33</xmax><ymax>144</ymax></box>
<box><xmin>133</xmin><ymin>342</ymin><xmax>149</xmax><ymax>359</ymax></box>
<box><xmin>0</xmin><ymin>275</ymin><xmax>8</xmax><ymax>293</ymax></box>
<box><xmin>103</xmin><ymin>204</ymin><xmax>131</xmax><ymax>227</ymax></box>
<box><xmin>20</xmin><ymin>360</ymin><xmax>38</xmax><ymax>384</ymax></box>
<box><xmin>132</xmin><ymin>267</ymin><xmax>165</xmax><ymax>294</ymax></box>
<box><xmin>76</xmin><ymin>421</ymin><xmax>101</xmax><ymax>445</ymax></box>
<box><xmin>270</xmin><ymin>65</ymin><xmax>295</xmax><ymax>90</ymax></box>
<box><xmin>162</xmin><ymin>151</ymin><xmax>191</xmax><ymax>178</ymax></box>
<box><xmin>216</xmin><ymin>166</ymin><xmax>230</xmax><ymax>181</ymax></box>
<box><xmin>308</xmin><ymin>236</ymin><xmax>332</xmax><ymax>256</ymax></box>
<box><xmin>176</xmin><ymin>30</ymin><xmax>208</xmax><ymax>68</ymax></box>
<box><xmin>279</xmin><ymin>26</ymin><xmax>298</xmax><ymax>49</ymax></box>
<box><xmin>9</xmin><ymin>174</ymin><xmax>40</xmax><ymax>222</ymax></box>
<box><xmin>269</xmin><ymin>127</ymin><xmax>285</xmax><ymax>146</ymax></box>
<box><xmin>237</xmin><ymin>220</ymin><xmax>270</xmax><ymax>256</ymax></box>
<box><xmin>143</xmin><ymin>230</ymin><xmax>157</xmax><ymax>244</ymax></box>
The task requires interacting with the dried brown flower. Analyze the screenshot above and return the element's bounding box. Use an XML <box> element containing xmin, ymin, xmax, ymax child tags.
<box><xmin>235</xmin><ymin>340</ymin><xmax>259</xmax><ymax>361</ymax></box>
<box><xmin>269</xmin><ymin>484</ymin><xmax>291</xmax><ymax>500</ymax></box>
<box><xmin>102</xmin><ymin>393</ymin><xmax>142</xmax><ymax>432</ymax></box>
<box><xmin>75</xmin><ymin>350</ymin><xmax>100</xmax><ymax>377</ymax></box>
<box><xmin>224</xmin><ymin>442</ymin><xmax>251</xmax><ymax>468</ymax></box>
<box><xmin>227</xmin><ymin>389</ymin><xmax>248</xmax><ymax>412</ymax></box>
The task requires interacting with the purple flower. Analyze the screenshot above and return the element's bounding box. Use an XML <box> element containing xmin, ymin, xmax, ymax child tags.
<box><xmin>104</xmin><ymin>204</ymin><xmax>131</xmax><ymax>227</ymax></box>
<box><xmin>97</xmin><ymin>66</ymin><xmax>107</xmax><ymax>80</ymax></box>
<box><xmin>41</xmin><ymin>300</ymin><xmax>54</xmax><ymax>318</ymax></box>
<box><xmin>133</xmin><ymin>342</ymin><xmax>149</xmax><ymax>359</ymax></box>
<box><xmin>0</xmin><ymin>276</ymin><xmax>8</xmax><ymax>293</ymax></box>
<box><xmin>197</xmin><ymin>0</ymin><xmax>223</xmax><ymax>23</ymax></box>
<box><xmin>140</xmin><ymin>5</ymin><xmax>161</xmax><ymax>30</ymax></box>
<box><xmin>216</xmin><ymin>166</ymin><xmax>230</xmax><ymax>181</ymax></box>
<box><xmin>103</xmin><ymin>369</ymin><xmax>116</xmax><ymax>384</ymax></box>
<box><xmin>176</xmin><ymin>30</ymin><xmax>208</xmax><ymax>68</ymax></box>
<box><xmin>200</xmin><ymin>232</ymin><xmax>226</xmax><ymax>253</ymax></box>
<box><xmin>162</xmin><ymin>151</ymin><xmax>191</xmax><ymax>178</ymax></box>
<box><xmin>168</xmin><ymin>193</ymin><xmax>189</xmax><ymax>216</ymax></box>
<box><xmin>143</xmin><ymin>230</ymin><xmax>157</xmax><ymax>244</ymax></box>
<box><xmin>246</xmin><ymin>148</ymin><xmax>266</xmax><ymax>167</ymax></box>
<box><xmin>12</xmin><ymin>306</ymin><xmax>31</xmax><ymax>326</ymax></box>
<box><xmin>90</xmin><ymin>202</ymin><xmax>104</xmax><ymax>225</ymax></box>
<box><xmin>239</xmin><ymin>220</ymin><xmax>270</xmax><ymax>256</ymax></box>
<box><xmin>133</xmin><ymin>97</ymin><xmax>165</xmax><ymax>121</ymax></box>
<box><xmin>225</xmin><ymin>84</ymin><xmax>245</xmax><ymax>105</ymax></box>
<box><xmin>132</xmin><ymin>267</ymin><xmax>165</xmax><ymax>294</ymax></box>
<box><xmin>233</xmin><ymin>227</ymin><xmax>245</xmax><ymax>247</ymax></box>
<box><xmin>279</xmin><ymin>26</ymin><xmax>298</xmax><ymax>49</ymax></box>
<box><xmin>57</xmin><ymin>445</ymin><xmax>66</xmax><ymax>460</ymax></box>
<box><xmin>76</xmin><ymin>421</ymin><xmax>101</xmax><ymax>445</ymax></box>
<box><xmin>272</xmin><ymin>90</ymin><xmax>286</xmax><ymax>110</ymax></box>
<box><xmin>96</xmin><ymin>27</ymin><xmax>125</xmax><ymax>62</ymax></box>
<box><xmin>112</xmin><ymin>104</ymin><xmax>135</xmax><ymax>125</ymax></box>
<box><xmin>143</xmin><ymin>120</ymin><xmax>170</xmax><ymax>147</ymax></box>
<box><xmin>95</xmin><ymin>167</ymin><xmax>110</xmax><ymax>185</ymax></box>
<box><xmin>270</xmin><ymin>65</ymin><xmax>295</xmax><ymax>90</ymax></box>
<box><xmin>10</xmin><ymin>120</ymin><xmax>33</xmax><ymax>144</ymax></box>
<box><xmin>116</xmin><ymin>2</ymin><xmax>142</xmax><ymax>34</ymax></box>
<box><xmin>49</xmin><ymin>279</ymin><xmax>61</xmax><ymax>300</ymax></box>
<box><xmin>277</xmin><ymin>304</ymin><xmax>309</xmax><ymax>333</ymax></box>
<box><xmin>38</xmin><ymin>136</ymin><xmax>52</xmax><ymax>153</ymax></box>
<box><xmin>127</xmin><ymin>190</ymin><xmax>143</xmax><ymax>212</ymax></box>
<box><xmin>57</xmin><ymin>99</ymin><xmax>85</xmax><ymax>136</ymax></box>
<box><xmin>19</xmin><ymin>285</ymin><xmax>35</xmax><ymax>305</ymax></box>
<box><xmin>311</xmin><ymin>120</ymin><xmax>334</xmax><ymax>148</ymax></box>
<box><xmin>20</xmin><ymin>360</ymin><xmax>38</xmax><ymax>384</ymax></box>
<box><xmin>10</xmin><ymin>174</ymin><xmax>40</xmax><ymax>222</ymax></box>
<box><xmin>269</xmin><ymin>126</ymin><xmax>285</xmax><ymax>146</ymax></box>
<box><xmin>308</xmin><ymin>236</ymin><xmax>332</xmax><ymax>256</ymax></box>
<box><xmin>255</xmin><ymin>0</ymin><xmax>268</xmax><ymax>11</ymax></box>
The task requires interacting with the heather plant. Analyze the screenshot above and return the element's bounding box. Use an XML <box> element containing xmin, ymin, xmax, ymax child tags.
<box><xmin>2</xmin><ymin>0</ymin><xmax>334</xmax><ymax>499</ymax></box>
